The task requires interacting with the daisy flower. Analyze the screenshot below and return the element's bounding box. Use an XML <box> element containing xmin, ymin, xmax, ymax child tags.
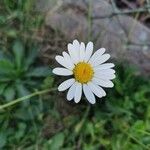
<box><xmin>52</xmin><ymin>40</ymin><xmax>116</xmax><ymax>104</ymax></box>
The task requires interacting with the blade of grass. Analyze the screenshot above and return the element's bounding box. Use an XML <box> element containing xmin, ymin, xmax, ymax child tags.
<box><xmin>0</xmin><ymin>88</ymin><xmax>57</xmax><ymax>110</ymax></box>
<box><xmin>122</xmin><ymin>130</ymin><xmax>150</xmax><ymax>150</ymax></box>
<box><xmin>87</xmin><ymin>0</ymin><xmax>92</xmax><ymax>41</ymax></box>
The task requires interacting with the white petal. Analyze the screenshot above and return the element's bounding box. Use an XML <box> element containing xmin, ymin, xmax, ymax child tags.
<box><xmin>92</xmin><ymin>77</ymin><xmax>114</xmax><ymax>88</ymax></box>
<box><xmin>89</xmin><ymin>48</ymin><xmax>105</xmax><ymax>63</ymax></box>
<box><xmin>73</xmin><ymin>39</ymin><xmax>80</xmax><ymax>50</ymax></box>
<box><xmin>95</xmin><ymin>69</ymin><xmax>115</xmax><ymax>75</ymax></box>
<box><xmin>58</xmin><ymin>78</ymin><xmax>75</xmax><ymax>91</ymax></box>
<box><xmin>94</xmin><ymin>73</ymin><xmax>116</xmax><ymax>80</ymax></box>
<box><xmin>72</xmin><ymin>40</ymin><xmax>80</xmax><ymax>62</ymax></box>
<box><xmin>88</xmin><ymin>82</ymin><xmax>106</xmax><ymax>98</ymax></box>
<box><xmin>83</xmin><ymin>84</ymin><xmax>96</xmax><ymax>104</ymax></box>
<box><xmin>52</xmin><ymin>68</ymin><xmax>73</xmax><ymax>76</ymax></box>
<box><xmin>62</xmin><ymin>52</ymin><xmax>74</xmax><ymax>67</ymax></box>
<box><xmin>94</xmin><ymin>63</ymin><xmax>115</xmax><ymax>71</ymax></box>
<box><xmin>79</xmin><ymin>42</ymin><xmax>85</xmax><ymax>61</ymax></box>
<box><xmin>67</xmin><ymin>82</ymin><xmax>77</xmax><ymax>101</ymax></box>
<box><xmin>55</xmin><ymin>55</ymin><xmax>74</xmax><ymax>70</ymax></box>
<box><xmin>91</xmin><ymin>54</ymin><xmax>110</xmax><ymax>66</ymax></box>
<box><xmin>84</xmin><ymin>41</ymin><xmax>93</xmax><ymax>62</ymax></box>
<box><xmin>74</xmin><ymin>82</ymin><xmax>82</xmax><ymax>103</ymax></box>
<box><xmin>68</xmin><ymin>43</ymin><xmax>78</xmax><ymax>64</ymax></box>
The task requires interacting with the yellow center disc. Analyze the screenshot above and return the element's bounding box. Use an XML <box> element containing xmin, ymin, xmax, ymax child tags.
<box><xmin>73</xmin><ymin>62</ymin><xmax>94</xmax><ymax>84</ymax></box>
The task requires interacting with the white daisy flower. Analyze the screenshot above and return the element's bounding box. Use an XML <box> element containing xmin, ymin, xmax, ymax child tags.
<box><xmin>52</xmin><ymin>40</ymin><xmax>116</xmax><ymax>104</ymax></box>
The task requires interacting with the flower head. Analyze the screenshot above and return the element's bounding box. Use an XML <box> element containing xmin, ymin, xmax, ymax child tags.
<box><xmin>52</xmin><ymin>40</ymin><xmax>116</xmax><ymax>104</ymax></box>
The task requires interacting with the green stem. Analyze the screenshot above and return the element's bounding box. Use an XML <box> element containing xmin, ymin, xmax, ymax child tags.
<box><xmin>87</xmin><ymin>0</ymin><xmax>92</xmax><ymax>41</ymax></box>
<box><xmin>75</xmin><ymin>104</ymin><xmax>90</xmax><ymax>134</ymax></box>
<box><xmin>0</xmin><ymin>88</ymin><xmax>57</xmax><ymax>110</ymax></box>
<box><xmin>122</xmin><ymin>130</ymin><xmax>150</xmax><ymax>150</ymax></box>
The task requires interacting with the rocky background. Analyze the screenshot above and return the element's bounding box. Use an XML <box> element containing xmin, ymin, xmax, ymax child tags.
<box><xmin>37</xmin><ymin>0</ymin><xmax>150</xmax><ymax>75</ymax></box>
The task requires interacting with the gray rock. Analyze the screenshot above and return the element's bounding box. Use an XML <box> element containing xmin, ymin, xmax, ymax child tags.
<box><xmin>37</xmin><ymin>0</ymin><xmax>150</xmax><ymax>75</ymax></box>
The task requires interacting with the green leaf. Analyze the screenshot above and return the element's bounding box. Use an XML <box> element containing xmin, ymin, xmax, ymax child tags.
<box><xmin>0</xmin><ymin>59</ymin><xmax>14</xmax><ymax>75</ymax></box>
<box><xmin>83</xmin><ymin>144</ymin><xmax>98</xmax><ymax>150</ymax></box>
<box><xmin>16</xmin><ymin>84</ymin><xmax>30</xmax><ymax>97</ymax></box>
<box><xmin>132</xmin><ymin>121</ymin><xmax>145</xmax><ymax>133</ymax></box>
<box><xmin>26</xmin><ymin>67</ymin><xmax>52</xmax><ymax>77</ymax></box>
<box><xmin>14</xmin><ymin>108</ymin><xmax>32</xmax><ymax>121</ymax></box>
<box><xmin>47</xmin><ymin>132</ymin><xmax>65</xmax><ymax>150</ymax></box>
<box><xmin>4</xmin><ymin>85</ymin><xmax>15</xmax><ymax>101</ymax></box>
<box><xmin>0</xmin><ymin>84</ymin><xmax>7</xmax><ymax>95</ymax></box>
<box><xmin>5</xmin><ymin>29</ymin><xmax>17</xmax><ymax>38</ymax></box>
<box><xmin>0</xmin><ymin>77</ymin><xmax>12</xmax><ymax>82</ymax></box>
<box><xmin>0</xmin><ymin>51</ymin><xmax>6</xmax><ymax>59</ymax></box>
<box><xmin>13</xmin><ymin>40</ymin><xmax>24</xmax><ymax>68</ymax></box>
<box><xmin>0</xmin><ymin>133</ymin><xmax>6</xmax><ymax>148</ymax></box>
<box><xmin>42</xmin><ymin>76</ymin><xmax>54</xmax><ymax>89</ymax></box>
<box><xmin>15</xmin><ymin>84</ymin><xmax>30</xmax><ymax>106</ymax></box>
<box><xmin>15</xmin><ymin>123</ymin><xmax>26</xmax><ymax>140</ymax></box>
<box><xmin>23</xmin><ymin>0</ymin><xmax>34</xmax><ymax>12</ymax></box>
<box><xmin>86</xmin><ymin>122</ymin><xmax>94</xmax><ymax>138</ymax></box>
<box><xmin>24</xmin><ymin>47</ymin><xmax>38</xmax><ymax>69</ymax></box>
<box><xmin>0</xmin><ymin>16</ymin><xmax>5</xmax><ymax>24</ymax></box>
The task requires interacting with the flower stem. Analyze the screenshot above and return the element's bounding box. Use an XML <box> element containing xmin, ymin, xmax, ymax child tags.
<box><xmin>0</xmin><ymin>88</ymin><xmax>57</xmax><ymax>110</ymax></box>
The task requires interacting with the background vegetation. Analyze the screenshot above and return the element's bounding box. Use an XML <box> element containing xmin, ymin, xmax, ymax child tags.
<box><xmin>0</xmin><ymin>0</ymin><xmax>150</xmax><ymax>150</ymax></box>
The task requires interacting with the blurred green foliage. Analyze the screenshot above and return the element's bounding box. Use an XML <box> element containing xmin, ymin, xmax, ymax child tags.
<box><xmin>0</xmin><ymin>0</ymin><xmax>150</xmax><ymax>150</ymax></box>
<box><xmin>0</xmin><ymin>40</ymin><xmax>51</xmax><ymax>102</ymax></box>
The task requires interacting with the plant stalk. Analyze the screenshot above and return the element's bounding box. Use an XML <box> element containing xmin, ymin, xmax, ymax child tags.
<box><xmin>0</xmin><ymin>88</ymin><xmax>57</xmax><ymax>110</ymax></box>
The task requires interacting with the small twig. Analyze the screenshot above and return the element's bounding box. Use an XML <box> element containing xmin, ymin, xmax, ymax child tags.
<box><xmin>121</xmin><ymin>0</ymin><xmax>136</xmax><ymax>9</ymax></box>
<box><xmin>110</xmin><ymin>0</ymin><xmax>129</xmax><ymax>45</ymax></box>
<box><xmin>127</xmin><ymin>11</ymin><xmax>140</xmax><ymax>41</ymax></box>
<box><xmin>45</xmin><ymin>0</ymin><xmax>63</xmax><ymax>16</ymax></box>
<box><xmin>110</xmin><ymin>0</ymin><xmax>120</xmax><ymax>12</ymax></box>
<box><xmin>127</xmin><ymin>41</ymin><xmax>150</xmax><ymax>47</ymax></box>
<box><xmin>92</xmin><ymin>7</ymin><xmax>150</xmax><ymax>19</ymax></box>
